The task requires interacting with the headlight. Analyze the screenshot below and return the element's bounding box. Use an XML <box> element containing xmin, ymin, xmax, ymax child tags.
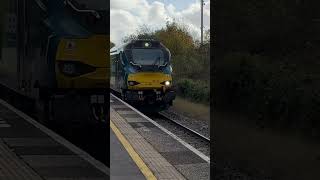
<box><xmin>161</xmin><ymin>81</ymin><xmax>171</xmax><ymax>86</ymax></box>
<box><xmin>61</xmin><ymin>63</ymin><xmax>76</xmax><ymax>75</ymax></box>
<box><xmin>128</xmin><ymin>81</ymin><xmax>140</xmax><ymax>86</ymax></box>
<box><xmin>58</xmin><ymin>61</ymin><xmax>96</xmax><ymax>77</ymax></box>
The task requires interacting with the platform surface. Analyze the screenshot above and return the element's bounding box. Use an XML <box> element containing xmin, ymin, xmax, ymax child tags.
<box><xmin>0</xmin><ymin>99</ymin><xmax>109</xmax><ymax>180</ymax></box>
<box><xmin>110</xmin><ymin>128</ymin><xmax>146</xmax><ymax>180</ymax></box>
<box><xmin>110</xmin><ymin>94</ymin><xmax>210</xmax><ymax>180</ymax></box>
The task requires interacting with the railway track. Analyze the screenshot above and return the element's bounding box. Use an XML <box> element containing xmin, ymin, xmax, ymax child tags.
<box><xmin>149</xmin><ymin>112</ymin><xmax>210</xmax><ymax>159</ymax></box>
<box><xmin>158</xmin><ymin>111</ymin><xmax>210</xmax><ymax>142</ymax></box>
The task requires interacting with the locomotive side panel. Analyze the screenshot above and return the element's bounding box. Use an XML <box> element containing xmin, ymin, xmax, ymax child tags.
<box><xmin>0</xmin><ymin>0</ymin><xmax>20</xmax><ymax>92</ymax></box>
<box><xmin>0</xmin><ymin>0</ymin><xmax>50</xmax><ymax>99</ymax></box>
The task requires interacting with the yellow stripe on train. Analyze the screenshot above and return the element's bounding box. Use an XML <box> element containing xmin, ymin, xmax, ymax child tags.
<box><xmin>55</xmin><ymin>35</ymin><xmax>109</xmax><ymax>89</ymax></box>
<box><xmin>127</xmin><ymin>72</ymin><xmax>172</xmax><ymax>90</ymax></box>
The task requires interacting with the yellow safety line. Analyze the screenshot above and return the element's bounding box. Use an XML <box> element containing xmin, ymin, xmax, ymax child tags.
<box><xmin>110</xmin><ymin>120</ymin><xmax>157</xmax><ymax>180</ymax></box>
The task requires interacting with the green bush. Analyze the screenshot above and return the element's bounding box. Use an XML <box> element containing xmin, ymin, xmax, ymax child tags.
<box><xmin>214</xmin><ymin>52</ymin><xmax>320</xmax><ymax>135</ymax></box>
<box><xmin>175</xmin><ymin>78</ymin><xmax>210</xmax><ymax>104</ymax></box>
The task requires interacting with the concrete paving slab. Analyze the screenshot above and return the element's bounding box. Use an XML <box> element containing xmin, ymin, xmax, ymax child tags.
<box><xmin>161</xmin><ymin>151</ymin><xmax>206</xmax><ymax>165</ymax></box>
<box><xmin>125</xmin><ymin>117</ymin><xmax>149</xmax><ymax>123</ymax></box>
<box><xmin>117</xmin><ymin>110</ymin><xmax>138</xmax><ymax>115</ymax></box>
<box><xmin>12</xmin><ymin>146</ymin><xmax>74</xmax><ymax>155</ymax></box>
<box><xmin>110</xmin><ymin>128</ymin><xmax>145</xmax><ymax>180</ymax></box>
<box><xmin>21</xmin><ymin>155</ymin><xmax>92</xmax><ymax>167</ymax></box>
<box><xmin>3</xmin><ymin>138</ymin><xmax>60</xmax><ymax>147</ymax></box>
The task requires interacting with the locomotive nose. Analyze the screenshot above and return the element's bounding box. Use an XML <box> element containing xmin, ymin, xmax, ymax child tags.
<box><xmin>127</xmin><ymin>72</ymin><xmax>172</xmax><ymax>90</ymax></box>
<box><xmin>55</xmin><ymin>35</ymin><xmax>109</xmax><ymax>89</ymax></box>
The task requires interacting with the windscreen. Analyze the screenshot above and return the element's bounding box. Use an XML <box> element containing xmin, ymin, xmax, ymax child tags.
<box><xmin>131</xmin><ymin>49</ymin><xmax>167</xmax><ymax>66</ymax></box>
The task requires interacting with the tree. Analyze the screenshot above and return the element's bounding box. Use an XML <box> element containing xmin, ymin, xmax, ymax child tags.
<box><xmin>204</xmin><ymin>29</ymin><xmax>210</xmax><ymax>44</ymax></box>
<box><xmin>154</xmin><ymin>21</ymin><xmax>195</xmax><ymax>57</ymax></box>
<box><xmin>122</xmin><ymin>24</ymin><xmax>156</xmax><ymax>43</ymax></box>
<box><xmin>216</xmin><ymin>0</ymin><xmax>304</xmax><ymax>56</ymax></box>
<box><xmin>110</xmin><ymin>41</ymin><xmax>115</xmax><ymax>49</ymax></box>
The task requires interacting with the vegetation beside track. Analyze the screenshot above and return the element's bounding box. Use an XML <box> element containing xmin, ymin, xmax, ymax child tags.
<box><xmin>171</xmin><ymin>96</ymin><xmax>210</xmax><ymax>123</ymax></box>
<box><xmin>215</xmin><ymin>1</ymin><xmax>320</xmax><ymax>137</ymax></box>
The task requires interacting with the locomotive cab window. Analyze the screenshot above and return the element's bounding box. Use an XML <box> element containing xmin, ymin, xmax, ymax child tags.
<box><xmin>131</xmin><ymin>49</ymin><xmax>166</xmax><ymax>66</ymax></box>
<box><xmin>123</xmin><ymin>41</ymin><xmax>171</xmax><ymax>72</ymax></box>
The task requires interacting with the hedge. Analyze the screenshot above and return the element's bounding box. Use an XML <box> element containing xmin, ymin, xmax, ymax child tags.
<box><xmin>214</xmin><ymin>52</ymin><xmax>320</xmax><ymax>136</ymax></box>
<box><xmin>174</xmin><ymin>78</ymin><xmax>210</xmax><ymax>105</ymax></box>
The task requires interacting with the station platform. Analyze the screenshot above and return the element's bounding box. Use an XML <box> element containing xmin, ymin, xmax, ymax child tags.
<box><xmin>110</xmin><ymin>94</ymin><xmax>210</xmax><ymax>180</ymax></box>
<box><xmin>0</xmin><ymin>99</ymin><xmax>109</xmax><ymax>180</ymax></box>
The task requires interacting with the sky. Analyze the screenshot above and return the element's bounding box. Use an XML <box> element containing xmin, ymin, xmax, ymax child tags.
<box><xmin>110</xmin><ymin>0</ymin><xmax>210</xmax><ymax>46</ymax></box>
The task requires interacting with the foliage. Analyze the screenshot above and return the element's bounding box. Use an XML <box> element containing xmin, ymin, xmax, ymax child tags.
<box><xmin>154</xmin><ymin>21</ymin><xmax>195</xmax><ymax>57</ymax></box>
<box><xmin>214</xmin><ymin>52</ymin><xmax>320</xmax><ymax>135</ymax></box>
<box><xmin>123</xmin><ymin>25</ymin><xmax>156</xmax><ymax>43</ymax></box>
<box><xmin>214</xmin><ymin>0</ymin><xmax>320</xmax><ymax>136</ymax></box>
<box><xmin>110</xmin><ymin>41</ymin><xmax>115</xmax><ymax>49</ymax></box>
<box><xmin>175</xmin><ymin>78</ymin><xmax>210</xmax><ymax>105</ymax></box>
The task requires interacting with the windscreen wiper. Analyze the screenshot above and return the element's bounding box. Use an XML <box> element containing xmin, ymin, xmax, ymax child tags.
<box><xmin>34</xmin><ymin>0</ymin><xmax>47</xmax><ymax>11</ymax></box>
<box><xmin>152</xmin><ymin>57</ymin><xmax>167</xmax><ymax>68</ymax></box>
<box><xmin>158</xmin><ymin>62</ymin><xmax>168</xmax><ymax>68</ymax></box>
<box><xmin>130</xmin><ymin>61</ymin><xmax>142</xmax><ymax>68</ymax></box>
<box><xmin>64</xmin><ymin>0</ymin><xmax>101</xmax><ymax>19</ymax></box>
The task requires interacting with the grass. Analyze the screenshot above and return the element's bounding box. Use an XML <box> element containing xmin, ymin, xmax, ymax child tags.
<box><xmin>171</xmin><ymin>96</ymin><xmax>210</xmax><ymax>123</ymax></box>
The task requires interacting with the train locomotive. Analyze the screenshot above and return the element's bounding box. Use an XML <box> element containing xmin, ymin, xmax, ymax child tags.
<box><xmin>110</xmin><ymin>40</ymin><xmax>176</xmax><ymax>110</ymax></box>
<box><xmin>0</xmin><ymin>0</ymin><xmax>109</xmax><ymax>123</ymax></box>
